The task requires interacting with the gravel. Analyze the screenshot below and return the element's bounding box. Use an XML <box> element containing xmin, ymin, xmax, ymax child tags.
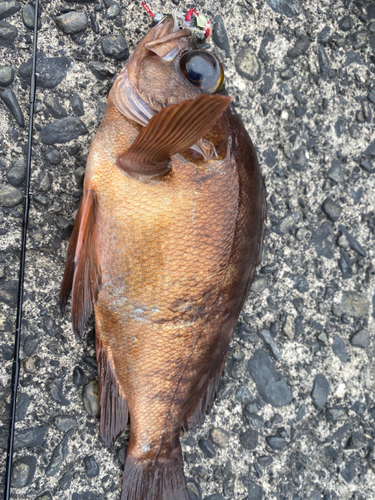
<box><xmin>0</xmin><ymin>1</ymin><xmax>374</xmax><ymax>499</ymax></box>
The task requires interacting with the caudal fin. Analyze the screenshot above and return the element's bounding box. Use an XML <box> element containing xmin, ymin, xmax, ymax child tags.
<box><xmin>121</xmin><ymin>446</ymin><xmax>189</xmax><ymax>500</ymax></box>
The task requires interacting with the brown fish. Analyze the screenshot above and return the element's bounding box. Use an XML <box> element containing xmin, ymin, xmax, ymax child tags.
<box><xmin>61</xmin><ymin>12</ymin><xmax>266</xmax><ymax>500</ymax></box>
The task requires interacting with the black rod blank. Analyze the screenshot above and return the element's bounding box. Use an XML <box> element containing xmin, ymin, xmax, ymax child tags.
<box><xmin>4</xmin><ymin>0</ymin><xmax>40</xmax><ymax>498</ymax></box>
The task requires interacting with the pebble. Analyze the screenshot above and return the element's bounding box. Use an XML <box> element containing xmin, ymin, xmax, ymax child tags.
<box><xmin>235</xmin><ymin>385</ymin><xmax>254</xmax><ymax>404</ymax></box>
<box><xmin>240</xmin><ymin>429</ymin><xmax>258</xmax><ymax>450</ymax></box>
<box><xmin>84</xmin><ymin>455</ymin><xmax>99</xmax><ymax>478</ymax></box>
<box><xmin>258</xmin><ymin>456</ymin><xmax>273</xmax><ymax>468</ymax></box>
<box><xmin>337</xmin><ymin>225</ymin><xmax>366</xmax><ymax>257</ymax></box>
<box><xmin>339</xmin><ymin>15</ymin><xmax>353</xmax><ymax>32</ymax></box>
<box><xmin>351</xmin><ymin>401</ymin><xmax>365</xmax><ymax>415</ymax></box>
<box><xmin>72</xmin><ymin>493</ymin><xmax>103</xmax><ymax>500</ymax></box>
<box><xmin>351</xmin><ymin>30</ymin><xmax>369</xmax><ymax>50</ymax></box>
<box><xmin>337</xmin><ymin>116</ymin><xmax>348</xmax><ymax>138</ymax></box>
<box><xmin>312</xmin><ymin>374</ymin><xmax>330</xmax><ymax>410</ymax></box>
<box><xmin>351</xmin><ymin>329</ymin><xmax>370</xmax><ymax>349</ymax></box>
<box><xmin>55</xmin><ymin>415</ymin><xmax>77</xmax><ymax>431</ymax></box>
<box><xmin>22</xmin><ymin>4</ymin><xmax>38</xmax><ymax>30</ymax></box>
<box><xmin>290</xmin><ymin>274</ymin><xmax>309</xmax><ymax>293</ymax></box>
<box><xmin>275</xmin><ymin>212</ymin><xmax>299</xmax><ymax>234</ymax></box>
<box><xmin>287</xmin><ymin>35</ymin><xmax>310</xmax><ymax>58</ymax></box>
<box><xmin>60</xmin><ymin>471</ymin><xmax>72</xmax><ymax>490</ymax></box>
<box><xmin>250</xmin><ymin>276</ymin><xmax>267</xmax><ymax>293</ymax></box>
<box><xmin>327</xmin><ymin>160</ymin><xmax>344</xmax><ymax>183</ymax></box>
<box><xmin>0</xmin><ymin>185</ymin><xmax>22</xmax><ymax>207</ymax></box>
<box><xmin>0</xmin><ymin>20</ymin><xmax>17</xmax><ymax>46</ymax></box>
<box><xmin>341</xmin><ymin>461</ymin><xmax>355</xmax><ymax>483</ymax></box>
<box><xmin>265</xmin><ymin>0</ymin><xmax>302</xmax><ymax>17</ymax></box>
<box><xmin>107</xmin><ymin>3</ymin><xmax>120</xmax><ymax>19</ymax></box>
<box><xmin>19</xmin><ymin>55</ymin><xmax>72</xmax><ymax>89</ymax></box>
<box><xmin>43</xmin><ymin>95</ymin><xmax>67</xmax><ymax>119</ymax></box>
<box><xmin>1</xmin><ymin>88</ymin><xmax>25</xmax><ymax>127</ymax></box>
<box><xmin>71</xmin><ymin>92</ymin><xmax>84</xmax><ymax>116</ymax></box>
<box><xmin>73</xmin><ymin>366</ymin><xmax>85</xmax><ymax>386</ymax></box>
<box><xmin>48</xmin><ymin>371</ymin><xmax>70</xmax><ymax>406</ymax></box>
<box><xmin>212</xmin><ymin>15</ymin><xmax>230</xmax><ymax>57</ymax></box>
<box><xmin>6</xmin><ymin>160</ymin><xmax>26</xmax><ymax>186</ymax></box>
<box><xmin>349</xmin><ymin>124</ymin><xmax>360</xmax><ymax>139</ymax></box>
<box><xmin>83</xmin><ymin>380</ymin><xmax>100</xmax><ymax>416</ymax></box>
<box><xmin>55</xmin><ymin>12</ymin><xmax>88</xmax><ymax>35</ymax></box>
<box><xmin>245</xmin><ymin>482</ymin><xmax>263</xmax><ymax>500</ymax></box>
<box><xmin>46</xmin><ymin>428</ymin><xmax>74</xmax><ymax>477</ymax></box>
<box><xmin>248</xmin><ymin>349</ymin><xmax>292</xmax><ymax>407</ymax></box>
<box><xmin>0</xmin><ymin>1</ymin><xmax>20</xmax><ymax>21</ymax></box>
<box><xmin>0</xmin><ymin>425</ymin><xmax>47</xmax><ymax>449</ymax></box>
<box><xmin>332</xmin><ymin>335</ymin><xmax>347</xmax><ymax>363</ymax></box>
<box><xmin>235</xmin><ymin>47</ymin><xmax>261</xmax><ymax>81</ymax></box>
<box><xmin>23</xmin><ymin>333</ymin><xmax>39</xmax><ymax>356</ymax></box>
<box><xmin>318</xmin><ymin>45</ymin><xmax>330</xmax><ymax>80</ymax></box>
<box><xmin>244</xmin><ymin>409</ymin><xmax>263</xmax><ymax>429</ymax></box>
<box><xmin>368</xmin><ymin>90</ymin><xmax>375</xmax><ymax>104</ymax></box>
<box><xmin>89</xmin><ymin>62</ymin><xmax>115</xmax><ymax>80</ymax></box>
<box><xmin>102</xmin><ymin>34</ymin><xmax>129</xmax><ymax>60</ymax></box>
<box><xmin>266</xmin><ymin>435</ymin><xmax>287</xmax><ymax>450</ymax></box>
<box><xmin>312</xmin><ymin>222</ymin><xmax>335</xmax><ymax>259</ymax></box>
<box><xmin>41</xmin><ymin>117</ymin><xmax>88</xmax><ymax>145</ymax></box>
<box><xmin>333</xmin><ymin>291</ymin><xmax>369</xmax><ymax>319</ymax></box>
<box><xmin>296</xmin><ymin>403</ymin><xmax>305</xmax><ymax>422</ymax></box>
<box><xmin>46</xmin><ymin>149</ymin><xmax>61</xmax><ymax>165</ymax></box>
<box><xmin>317</xmin><ymin>26</ymin><xmax>331</xmax><ymax>44</ymax></box>
<box><xmin>338</xmin><ymin>249</ymin><xmax>352</xmax><ymax>279</ymax></box>
<box><xmin>258</xmin><ymin>329</ymin><xmax>281</xmax><ymax>360</ymax></box>
<box><xmin>11</xmin><ymin>455</ymin><xmax>37</xmax><ymax>488</ymax></box>
<box><xmin>0</xmin><ymin>66</ymin><xmax>14</xmax><ymax>87</ymax></box>
<box><xmin>198</xmin><ymin>438</ymin><xmax>216</xmax><ymax>458</ymax></box>
<box><xmin>209</xmin><ymin>428</ymin><xmax>230</xmax><ymax>448</ymax></box>
<box><xmin>296</xmin><ymin>227</ymin><xmax>308</xmax><ymax>240</ymax></box>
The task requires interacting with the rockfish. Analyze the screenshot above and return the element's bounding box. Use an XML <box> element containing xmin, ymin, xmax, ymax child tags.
<box><xmin>61</xmin><ymin>11</ymin><xmax>266</xmax><ymax>500</ymax></box>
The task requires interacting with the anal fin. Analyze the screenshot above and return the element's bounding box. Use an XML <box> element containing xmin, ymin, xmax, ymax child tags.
<box><xmin>117</xmin><ymin>93</ymin><xmax>231</xmax><ymax>177</ymax></box>
<box><xmin>182</xmin><ymin>354</ymin><xmax>227</xmax><ymax>432</ymax></box>
<box><xmin>97</xmin><ymin>338</ymin><xmax>129</xmax><ymax>448</ymax></box>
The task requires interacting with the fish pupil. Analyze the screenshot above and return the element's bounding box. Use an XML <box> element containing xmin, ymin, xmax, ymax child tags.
<box><xmin>180</xmin><ymin>50</ymin><xmax>224</xmax><ymax>93</ymax></box>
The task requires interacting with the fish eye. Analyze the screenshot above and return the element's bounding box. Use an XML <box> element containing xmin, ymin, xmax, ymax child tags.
<box><xmin>180</xmin><ymin>50</ymin><xmax>224</xmax><ymax>93</ymax></box>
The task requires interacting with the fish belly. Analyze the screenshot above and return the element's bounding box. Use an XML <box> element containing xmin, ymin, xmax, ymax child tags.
<box><xmin>94</xmin><ymin>156</ymin><xmax>242</xmax><ymax>458</ymax></box>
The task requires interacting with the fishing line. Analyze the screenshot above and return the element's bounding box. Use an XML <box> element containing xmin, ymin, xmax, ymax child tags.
<box><xmin>4</xmin><ymin>0</ymin><xmax>40</xmax><ymax>498</ymax></box>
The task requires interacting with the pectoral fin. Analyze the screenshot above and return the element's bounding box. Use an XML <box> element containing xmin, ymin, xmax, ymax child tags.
<box><xmin>60</xmin><ymin>189</ymin><xmax>102</xmax><ymax>340</ymax></box>
<box><xmin>117</xmin><ymin>93</ymin><xmax>231</xmax><ymax>177</ymax></box>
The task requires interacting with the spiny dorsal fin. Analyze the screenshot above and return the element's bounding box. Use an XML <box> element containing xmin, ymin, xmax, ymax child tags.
<box><xmin>60</xmin><ymin>189</ymin><xmax>101</xmax><ymax>340</ymax></box>
<box><xmin>117</xmin><ymin>93</ymin><xmax>231</xmax><ymax>177</ymax></box>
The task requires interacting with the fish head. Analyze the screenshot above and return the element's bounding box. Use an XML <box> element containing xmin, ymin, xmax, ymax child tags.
<box><xmin>112</xmin><ymin>15</ymin><xmax>225</xmax><ymax>127</ymax></box>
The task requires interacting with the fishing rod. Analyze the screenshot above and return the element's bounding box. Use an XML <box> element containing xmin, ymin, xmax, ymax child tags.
<box><xmin>4</xmin><ymin>0</ymin><xmax>40</xmax><ymax>497</ymax></box>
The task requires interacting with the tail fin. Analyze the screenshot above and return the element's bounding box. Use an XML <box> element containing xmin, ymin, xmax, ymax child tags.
<box><xmin>121</xmin><ymin>446</ymin><xmax>189</xmax><ymax>500</ymax></box>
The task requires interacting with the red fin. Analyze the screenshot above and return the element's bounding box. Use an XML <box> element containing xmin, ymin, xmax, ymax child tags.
<box><xmin>62</xmin><ymin>189</ymin><xmax>101</xmax><ymax>340</ymax></box>
<box><xmin>60</xmin><ymin>199</ymin><xmax>84</xmax><ymax>311</ymax></box>
<box><xmin>97</xmin><ymin>338</ymin><xmax>128</xmax><ymax>448</ymax></box>
<box><xmin>118</xmin><ymin>93</ymin><xmax>231</xmax><ymax>177</ymax></box>
<box><xmin>183</xmin><ymin>354</ymin><xmax>227</xmax><ymax>432</ymax></box>
<box><xmin>121</xmin><ymin>447</ymin><xmax>189</xmax><ymax>500</ymax></box>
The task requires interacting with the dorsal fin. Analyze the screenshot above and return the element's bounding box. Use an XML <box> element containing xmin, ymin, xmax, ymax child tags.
<box><xmin>60</xmin><ymin>189</ymin><xmax>102</xmax><ymax>340</ymax></box>
<box><xmin>117</xmin><ymin>93</ymin><xmax>231</xmax><ymax>177</ymax></box>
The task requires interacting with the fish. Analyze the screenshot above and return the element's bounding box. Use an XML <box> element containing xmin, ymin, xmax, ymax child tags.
<box><xmin>60</xmin><ymin>10</ymin><xmax>266</xmax><ymax>500</ymax></box>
